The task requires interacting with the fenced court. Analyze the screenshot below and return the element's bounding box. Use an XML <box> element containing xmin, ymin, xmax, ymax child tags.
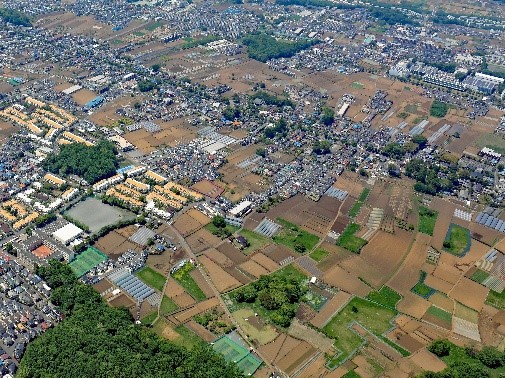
<box><xmin>212</xmin><ymin>335</ymin><xmax>261</xmax><ymax>376</ymax></box>
<box><xmin>69</xmin><ymin>246</ymin><xmax>108</xmax><ymax>277</ymax></box>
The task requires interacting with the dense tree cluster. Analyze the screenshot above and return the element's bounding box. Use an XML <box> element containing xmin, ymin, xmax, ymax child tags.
<box><xmin>320</xmin><ymin>107</ymin><xmax>335</xmax><ymax>126</ymax></box>
<box><xmin>34</xmin><ymin>213</ymin><xmax>57</xmax><ymax>228</ymax></box>
<box><xmin>0</xmin><ymin>7</ymin><xmax>31</xmax><ymax>27</ymax></box>
<box><xmin>264</xmin><ymin>118</ymin><xmax>288</xmax><ymax>139</ymax></box>
<box><xmin>422</xmin><ymin>340</ymin><xmax>505</xmax><ymax>378</ymax></box>
<box><xmin>233</xmin><ymin>273</ymin><xmax>307</xmax><ymax>327</ymax></box>
<box><xmin>242</xmin><ymin>33</ymin><xmax>317</xmax><ymax>62</ymax></box>
<box><xmin>405</xmin><ymin>159</ymin><xmax>458</xmax><ymax>195</ymax></box>
<box><xmin>43</xmin><ymin>140</ymin><xmax>119</xmax><ymax>184</ymax></box>
<box><xmin>370</xmin><ymin>7</ymin><xmax>419</xmax><ymax>26</ymax></box>
<box><xmin>313</xmin><ymin>140</ymin><xmax>331</xmax><ymax>155</ymax></box>
<box><xmin>430</xmin><ymin>100</ymin><xmax>450</xmax><ymax>117</ymax></box>
<box><xmin>137</xmin><ymin>79</ymin><xmax>158</xmax><ymax>92</ymax></box>
<box><xmin>222</xmin><ymin>106</ymin><xmax>241</xmax><ymax>121</ymax></box>
<box><xmin>275</xmin><ymin>0</ymin><xmax>358</xmax><ymax>9</ymax></box>
<box><xmin>250</xmin><ymin>91</ymin><xmax>294</xmax><ymax>108</ymax></box>
<box><xmin>18</xmin><ymin>261</ymin><xmax>243</xmax><ymax>378</ymax></box>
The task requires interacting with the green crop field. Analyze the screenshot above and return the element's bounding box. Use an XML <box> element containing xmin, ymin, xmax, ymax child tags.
<box><xmin>136</xmin><ymin>267</ymin><xmax>166</xmax><ymax>292</ymax></box>
<box><xmin>366</xmin><ymin>286</ymin><xmax>401</xmax><ymax>310</ymax></box>
<box><xmin>471</xmin><ymin>269</ymin><xmax>490</xmax><ymax>284</ymax></box>
<box><xmin>239</xmin><ymin>229</ymin><xmax>270</xmax><ymax>254</ymax></box>
<box><xmin>486</xmin><ymin>290</ymin><xmax>505</xmax><ymax>310</ymax></box>
<box><xmin>160</xmin><ymin>296</ymin><xmax>178</xmax><ymax>316</ymax></box>
<box><xmin>427</xmin><ymin>306</ymin><xmax>452</xmax><ymax>325</ymax></box>
<box><xmin>411</xmin><ymin>271</ymin><xmax>435</xmax><ymax>298</ymax></box>
<box><xmin>443</xmin><ymin>224</ymin><xmax>471</xmax><ymax>256</ymax></box>
<box><xmin>310</xmin><ymin>248</ymin><xmax>329</xmax><ymax>262</ymax></box>
<box><xmin>418</xmin><ymin>206</ymin><xmax>438</xmax><ymax>236</ymax></box>
<box><xmin>323</xmin><ymin>297</ymin><xmax>397</xmax><ymax>367</ymax></box>
<box><xmin>349</xmin><ymin>188</ymin><xmax>370</xmax><ymax>217</ymax></box>
<box><xmin>273</xmin><ymin>218</ymin><xmax>319</xmax><ymax>253</ymax></box>
<box><xmin>337</xmin><ymin>223</ymin><xmax>367</xmax><ymax>254</ymax></box>
<box><xmin>172</xmin><ymin>263</ymin><xmax>206</xmax><ymax>301</ymax></box>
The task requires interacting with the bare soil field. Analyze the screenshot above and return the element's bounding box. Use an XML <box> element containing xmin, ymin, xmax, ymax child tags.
<box><xmin>262</xmin><ymin>244</ymin><xmax>297</xmax><ymax>265</ymax></box>
<box><xmin>238</xmin><ymin>260</ymin><xmax>270</xmax><ymax>278</ymax></box>
<box><xmin>429</xmin><ymin>292</ymin><xmax>454</xmax><ymax>313</ymax></box>
<box><xmin>430</xmin><ymin>198</ymin><xmax>456</xmax><ymax>250</ymax></box>
<box><xmin>71</xmin><ymin>88</ymin><xmax>97</xmax><ymax>106</ymax></box>
<box><xmin>322</xmin><ymin>265</ymin><xmax>371</xmax><ymax>297</ymax></box>
<box><xmin>185</xmin><ymin>319</ymin><xmax>216</xmax><ymax>342</ymax></box>
<box><xmin>190</xmin><ymin>180</ymin><xmax>224</xmax><ymax>199</ymax></box>
<box><xmin>266</xmin><ymin>194</ymin><xmax>340</xmax><ymax>232</ymax></box>
<box><xmin>217</xmin><ymin>242</ymin><xmax>248</xmax><ymax>264</ymax></box>
<box><xmin>448</xmin><ymin>277</ymin><xmax>489</xmax><ymax>312</ymax></box>
<box><xmin>348</xmin><ymin>229</ymin><xmax>413</xmax><ymax>288</ymax></box>
<box><xmin>165</xmin><ymin>278</ymin><xmax>196</xmax><ymax>308</ymax></box>
<box><xmin>432</xmin><ymin>264</ymin><xmax>462</xmax><ymax>285</ymax></box>
<box><xmin>109</xmin><ymin>294</ymin><xmax>135</xmax><ymax>309</ymax></box>
<box><xmin>173</xmin><ymin>209</ymin><xmax>209</xmax><ymax>237</ymax></box>
<box><xmin>470</xmin><ymin>223</ymin><xmax>503</xmax><ymax>246</ymax></box>
<box><xmin>250</xmin><ymin>253</ymin><xmax>279</xmax><ymax>272</ymax></box>
<box><xmin>173</xmin><ymin>297</ymin><xmax>220</xmax><ymax>323</ymax></box>
<box><xmin>424</xmin><ymin>274</ymin><xmax>455</xmax><ymax>294</ymax></box>
<box><xmin>409</xmin><ymin>349</ymin><xmax>447</xmax><ymax>373</ymax></box>
<box><xmin>396</xmin><ymin>292</ymin><xmax>431</xmax><ymax>319</ymax></box>
<box><xmin>94</xmin><ymin>230</ymin><xmax>141</xmax><ymax>260</ymax></box>
<box><xmin>333</xmin><ymin>171</ymin><xmax>363</xmax><ymax>198</ymax></box>
<box><xmin>203</xmin><ymin>248</ymin><xmax>235</xmax><ymax>268</ymax></box>
<box><xmin>189</xmin><ymin>269</ymin><xmax>214</xmax><ymax>298</ymax></box>
<box><xmin>317</xmin><ymin>244</ymin><xmax>354</xmax><ymax>272</ymax></box>
<box><xmin>198</xmin><ymin>255</ymin><xmax>242</xmax><ymax>293</ymax></box>
<box><xmin>186</xmin><ymin>229</ymin><xmax>221</xmax><ymax>254</ymax></box>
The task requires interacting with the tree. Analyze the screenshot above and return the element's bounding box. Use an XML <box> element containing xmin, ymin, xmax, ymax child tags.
<box><xmin>477</xmin><ymin>346</ymin><xmax>503</xmax><ymax>368</ymax></box>
<box><xmin>383</xmin><ymin>143</ymin><xmax>405</xmax><ymax>159</ymax></box>
<box><xmin>137</xmin><ymin>79</ymin><xmax>157</xmax><ymax>92</ymax></box>
<box><xmin>313</xmin><ymin>140</ymin><xmax>331</xmax><ymax>155</ymax></box>
<box><xmin>151</xmin><ymin>64</ymin><xmax>161</xmax><ymax>72</ymax></box>
<box><xmin>294</xmin><ymin>243</ymin><xmax>306</xmax><ymax>254</ymax></box>
<box><xmin>428</xmin><ymin>339</ymin><xmax>451</xmax><ymax>357</ymax></box>
<box><xmin>320</xmin><ymin>107</ymin><xmax>335</xmax><ymax>126</ymax></box>
<box><xmin>255</xmin><ymin>148</ymin><xmax>266</xmax><ymax>157</ymax></box>
<box><xmin>411</xmin><ymin>135</ymin><xmax>428</xmax><ymax>149</ymax></box>
<box><xmin>212</xmin><ymin>216</ymin><xmax>226</xmax><ymax>229</ymax></box>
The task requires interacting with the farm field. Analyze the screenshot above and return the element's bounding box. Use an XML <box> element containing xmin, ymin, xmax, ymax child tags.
<box><xmin>418</xmin><ymin>206</ymin><xmax>438</xmax><ymax>236</ymax></box>
<box><xmin>136</xmin><ymin>266</ymin><xmax>166</xmax><ymax>292</ymax></box>
<box><xmin>337</xmin><ymin>223</ymin><xmax>367</xmax><ymax>253</ymax></box>
<box><xmin>239</xmin><ymin>229</ymin><xmax>270</xmax><ymax>254</ymax></box>
<box><xmin>322</xmin><ymin>297</ymin><xmax>398</xmax><ymax>366</ymax></box>
<box><xmin>310</xmin><ymin>248</ymin><xmax>329</xmax><ymax>262</ymax></box>
<box><xmin>443</xmin><ymin>224</ymin><xmax>471</xmax><ymax>256</ymax></box>
<box><xmin>348</xmin><ymin>188</ymin><xmax>370</xmax><ymax>217</ymax></box>
<box><xmin>366</xmin><ymin>286</ymin><xmax>401</xmax><ymax>310</ymax></box>
<box><xmin>273</xmin><ymin>218</ymin><xmax>320</xmax><ymax>253</ymax></box>
<box><xmin>172</xmin><ymin>263</ymin><xmax>206</xmax><ymax>301</ymax></box>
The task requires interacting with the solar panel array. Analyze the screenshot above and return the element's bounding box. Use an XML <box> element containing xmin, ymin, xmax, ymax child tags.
<box><xmin>325</xmin><ymin>187</ymin><xmax>348</xmax><ymax>201</ymax></box>
<box><xmin>475</xmin><ymin>212</ymin><xmax>505</xmax><ymax>233</ymax></box>
<box><xmin>108</xmin><ymin>268</ymin><xmax>155</xmax><ymax>302</ymax></box>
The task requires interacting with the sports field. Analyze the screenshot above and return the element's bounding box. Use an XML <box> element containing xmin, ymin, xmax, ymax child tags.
<box><xmin>69</xmin><ymin>246</ymin><xmax>108</xmax><ymax>277</ymax></box>
<box><xmin>212</xmin><ymin>335</ymin><xmax>261</xmax><ymax>376</ymax></box>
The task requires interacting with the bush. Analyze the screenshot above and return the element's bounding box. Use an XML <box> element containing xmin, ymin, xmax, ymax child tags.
<box><xmin>428</xmin><ymin>339</ymin><xmax>451</xmax><ymax>357</ymax></box>
<box><xmin>477</xmin><ymin>346</ymin><xmax>504</xmax><ymax>368</ymax></box>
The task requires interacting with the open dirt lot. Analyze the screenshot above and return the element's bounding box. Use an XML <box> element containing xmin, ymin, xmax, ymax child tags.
<box><xmin>94</xmin><ymin>230</ymin><xmax>141</xmax><ymax>260</ymax></box>
<box><xmin>186</xmin><ymin>229</ymin><xmax>222</xmax><ymax>254</ymax></box>
<box><xmin>173</xmin><ymin>209</ymin><xmax>210</xmax><ymax>237</ymax></box>
<box><xmin>66</xmin><ymin>198</ymin><xmax>136</xmax><ymax>233</ymax></box>
<box><xmin>448</xmin><ymin>277</ymin><xmax>489</xmax><ymax>312</ymax></box>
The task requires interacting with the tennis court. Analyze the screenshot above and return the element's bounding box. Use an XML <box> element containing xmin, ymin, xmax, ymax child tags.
<box><xmin>69</xmin><ymin>246</ymin><xmax>108</xmax><ymax>277</ymax></box>
<box><xmin>212</xmin><ymin>336</ymin><xmax>261</xmax><ymax>376</ymax></box>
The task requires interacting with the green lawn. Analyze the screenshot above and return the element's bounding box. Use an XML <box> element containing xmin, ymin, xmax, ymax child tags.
<box><xmin>136</xmin><ymin>267</ymin><xmax>166</xmax><ymax>292</ymax></box>
<box><xmin>486</xmin><ymin>290</ymin><xmax>505</xmax><ymax>310</ymax></box>
<box><xmin>443</xmin><ymin>224</ymin><xmax>471</xmax><ymax>256</ymax></box>
<box><xmin>273</xmin><ymin>218</ymin><xmax>320</xmax><ymax>253</ymax></box>
<box><xmin>239</xmin><ymin>229</ymin><xmax>270</xmax><ymax>254</ymax></box>
<box><xmin>427</xmin><ymin>305</ymin><xmax>452</xmax><ymax>325</ymax></box>
<box><xmin>323</xmin><ymin>297</ymin><xmax>397</xmax><ymax>366</ymax></box>
<box><xmin>310</xmin><ymin>248</ymin><xmax>329</xmax><ymax>262</ymax></box>
<box><xmin>172</xmin><ymin>263</ymin><xmax>206</xmax><ymax>301</ymax></box>
<box><xmin>337</xmin><ymin>223</ymin><xmax>367</xmax><ymax>254</ymax></box>
<box><xmin>349</xmin><ymin>188</ymin><xmax>370</xmax><ymax>217</ymax></box>
<box><xmin>160</xmin><ymin>296</ymin><xmax>178</xmax><ymax>316</ymax></box>
<box><xmin>366</xmin><ymin>286</ymin><xmax>401</xmax><ymax>310</ymax></box>
<box><xmin>418</xmin><ymin>206</ymin><xmax>438</xmax><ymax>236</ymax></box>
<box><xmin>470</xmin><ymin>269</ymin><xmax>490</xmax><ymax>284</ymax></box>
